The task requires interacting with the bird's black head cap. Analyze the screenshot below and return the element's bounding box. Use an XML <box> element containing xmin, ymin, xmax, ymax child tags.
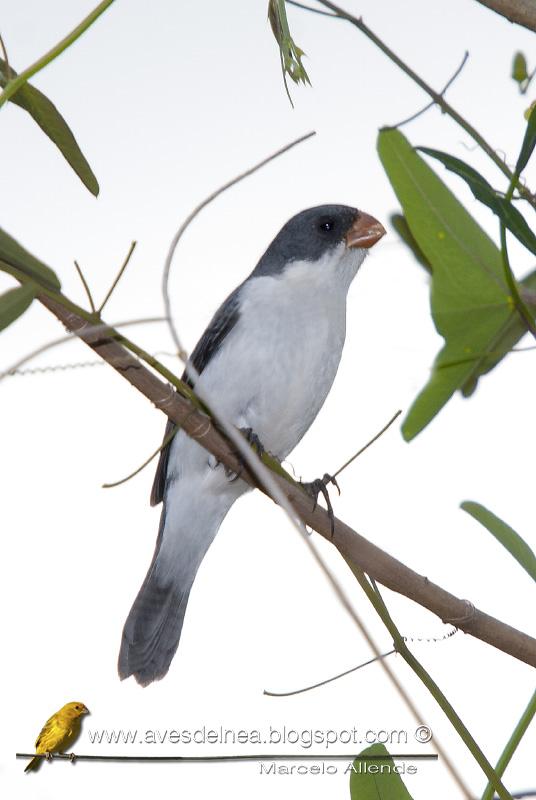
<box><xmin>252</xmin><ymin>204</ymin><xmax>359</xmax><ymax>277</ymax></box>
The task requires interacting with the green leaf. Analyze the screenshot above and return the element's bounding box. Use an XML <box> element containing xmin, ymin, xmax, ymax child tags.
<box><xmin>268</xmin><ymin>0</ymin><xmax>311</xmax><ymax>105</ymax></box>
<box><xmin>418</xmin><ymin>147</ymin><xmax>536</xmax><ymax>256</ymax></box>
<box><xmin>0</xmin><ymin>284</ymin><xmax>36</xmax><ymax>332</ymax></box>
<box><xmin>461</xmin><ymin>501</ymin><xmax>536</xmax><ymax>582</ymax></box>
<box><xmin>0</xmin><ymin>58</ymin><xmax>99</xmax><ymax>197</ymax></box>
<box><xmin>525</xmin><ymin>101</ymin><xmax>536</xmax><ymax>122</ymax></box>
<box><xmin>349</xmin><ymin>744</ymin><xmax>415</xmax><ymax>799</ymax></box>
<box><xmin>392</xmin><ymin>208</ymin><xmax>536</xmax><ymax>400</ymax></box>
<box><xmin>461</xmin><ymin>265</ymin><xmax>536</xmax><ymax>396</ymax></box>
<box><xmin>512</xmin><ymin>52</ymin><xmax>528</xmax><ymax>85</ymax></box>
<box><xmin>377</xmin><ymin>128</ymin><xmax>528</xmax><ymax>440</ymax></box>
<box><xmin>516</xmin><ymin>102</ymin><xmax>536</xmax><ymax>174</ymax></box>
<box><xmin>390</xmin><ymin>213</ymin><xmax>432</xmax><ymax>273</ymax></box>
<box><xmin>0</xmin><ymin>227</ymin><xmax>61</xmax><ymax>290</ymax></box>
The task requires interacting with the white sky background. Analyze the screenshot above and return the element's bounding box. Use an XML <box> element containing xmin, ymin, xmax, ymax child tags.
<box><xmin>1</xmin><ymin>1</ymin><xmax>535</xmax><ymax>798</ymax></box>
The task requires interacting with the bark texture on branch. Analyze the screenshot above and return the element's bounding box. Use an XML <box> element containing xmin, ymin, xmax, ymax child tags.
<box><xmin>473</xmin><ymin>0</ymin><xmax>536</xmax><ymax>31</ymax></box>
<box><xmin>39</xmin><ymin>293</ymin><xmax>536</xmax><ymax>669</ymax></box>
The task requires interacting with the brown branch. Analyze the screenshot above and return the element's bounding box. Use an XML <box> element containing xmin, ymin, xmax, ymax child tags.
<box><xmin>38</xmin><ymin>292</ymin><xmax>536</xmax><ymax>670</ymax></box>
<box><xmin>473</xmin><ymin>0</ymin><xmax>536</xmax><ymax>32</ymax></box>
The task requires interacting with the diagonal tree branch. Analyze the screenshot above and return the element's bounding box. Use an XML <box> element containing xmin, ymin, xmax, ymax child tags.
<box><xmin>473</xmin><ymin>0</ymin><xmax>536</xmax><ymax>32</ymax></box>
<box><xmin>36</xmin><ymin>291</ymin><xmax>536</xmax><ymax>670</ymax></box>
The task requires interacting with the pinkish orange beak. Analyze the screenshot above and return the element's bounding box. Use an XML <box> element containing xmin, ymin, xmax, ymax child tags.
<box><xmin>345</xmin><ymin>212</ymin><xmax>386</xmax><ymax>249</ymax></box>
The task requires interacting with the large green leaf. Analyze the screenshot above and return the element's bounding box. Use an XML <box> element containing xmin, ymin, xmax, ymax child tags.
<box><xmin>418</xmin><ymin>147</ymin><xmax>536</xmax><ymax>256</ymax></box>
<box><xmin>391</xmin><ymin>215</ymin><xmax>536</xmax><ymax>397</ymax></box>
<box><xmin>0</xmin><ymin>284</ymin><xmax>36</xmax><ymax>332</ymax></box>
<box><xmin>349</xmin><ymin>744</ymin><xmax>415</xmax><ymax>799</ymax></box>
<box><xmin>461</xmin><ymin>501</ymin><xmax>536</xmax><ymax>582</ymax></box>
<box><xmin>0</xmin><ymin>227</ymin><xmax>61</xmax><ymax>290</ymax></box>
<box><xmin>377</xmin><ymin>128</ymin><xmax>534</xmax><ymax>440</ymax></box>
<box><xmin>0</xmin><ymin>58</ymin><xmax>99</xmax><ymax>197</ymax></box>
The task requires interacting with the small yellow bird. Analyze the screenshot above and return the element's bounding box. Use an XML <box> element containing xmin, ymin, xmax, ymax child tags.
<box><xmin>25</xmin><ymin>701</ymin><xmax>90</xmax><ymax>773</ymax></box>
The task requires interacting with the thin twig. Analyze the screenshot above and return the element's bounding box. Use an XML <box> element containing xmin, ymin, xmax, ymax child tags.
<box><xmin>303</xmin><ymin>0</ymin><xmax>536</xmax><ymax>207</ymax></box>
<box><xmin>73</xmin><ymin>260</ymin><xmax>97</xmax><ymax>313</ymax></box>
<box><xmin>264</xmin><ymin>649</ymin><xmax>396</xmax><ymax>696</ymax></box>
<box><xmin>286</xmin><ymin>0</ymin><xmax>339</xmax><ymax>16</ymax></box>
<box><xmin>8</xmin><ymin>360</ymin><xmax>104</xmax><ymax>376</ymax></box>
<box><xmin>0</xmin><ymin>0</ymin><xmax>115</xmax><ymax>108</ymax></box>
<box><xmin>8</xmin><ymin>342</ymin><xmax>534</xmax><ymax>380</ymax></box>
<box><xmin>16</xmin><ymin>751</ymin><xmax>439</xmax><ymax>763</ymax></box>
<box><xmin>332</xmin><ymin>410</ymin><xmax>401</xmax><ymax>480</ymax></box>
<box><xmin>98</xmin><ymin>241</ymin><xmax>137</xmax><ymax>314</ymax></box>
<box><xmin>0</xmin><ymin>31</ymin><xmax>12</xmax><ymax>80</ymax></box>
<box><xmin>102</xmin><ymin>423</ymin><xmax>178</xmax><ymax>489</ymax></box>
<box><xmin>269</xmin><ymin>625</ymin><xmax>459</xmax><ymax>697</ymax></box>
<box><xmin>4</xmin><ymin>351</ymin><xmax>179</xmax><ymax>378</ymax></box>
<box><xmin>0</xmin><ymin>317</ymin><xmax>166</xmax><ymax>380</ymax></box>
<box><xmin>162</xmin><ymin>131</ymin><xmax>316</xmax><ymax>359</ymax></box>
<box><xmin>521</xmin><ymin>67</ymin><xmax>536</xmax><ymax>95</ymax></box>
<box><xmin>392</xmin><ymin>51</ymin><xmax>469</xmax><ymax>129</ymax></box>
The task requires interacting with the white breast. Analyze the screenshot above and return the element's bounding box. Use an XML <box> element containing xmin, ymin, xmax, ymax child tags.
<box><xmin>196</xmin><ymin>244</ymin><xmax>363</xmax><ymax>459</ymax></box>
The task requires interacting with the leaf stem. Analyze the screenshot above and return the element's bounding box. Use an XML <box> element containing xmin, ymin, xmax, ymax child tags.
<box><xmin>332</xmin><ymin>410</ymin><xmax>401</xmax><ymax>479</ymax></box>
<box><xmin>392</xmin><ymin>51</ymin><xmax>469</xmax><ymax>129</ymax></box>
<box><xmin>0</xmin><ymin>0</ymin><xmax>115</xmax><ymax>108</ymax></box>
<box><xmin>501</xmin><ymin>180</ymin><xmax>536</xmax><ymax>338</ymax></box>
<box><xmin>98</xmin><ymin>241</ymin><xmax>137</xmax><ymax>313</ymax></box>
<box><xmin>481</xmin><ymin>690</ymin><xmax>536</xmax><ymax>800</ymax></box>
<box><xmin>263</xmin><ymin>649</ymin><xmax>397</xmax><ymax>697</ymax></box>
<box><xmin>73</xmin><ymin>259</ymin><xmax>96</xmax><ymax>313</ymax></box>
<box><xmin>102</xmin><ymin>423</ymin><xmax>178</xmax><ymax>489</ymax></box>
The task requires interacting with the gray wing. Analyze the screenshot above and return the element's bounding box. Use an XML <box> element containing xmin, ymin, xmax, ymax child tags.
<box><xmin>150</xmin><ymin>287</ymin><xmax>242</xmax><ymax>506</ymax></box>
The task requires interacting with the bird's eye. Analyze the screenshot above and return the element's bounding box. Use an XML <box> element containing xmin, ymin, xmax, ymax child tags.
<box><xmin>318</xmin><ymin>219</ymin><xmax>335</xmax><ymax>233</ymax></box>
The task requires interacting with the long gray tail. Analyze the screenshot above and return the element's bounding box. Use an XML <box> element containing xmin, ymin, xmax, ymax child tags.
<box><xmin>118</xmin><ymin>482</ymin><xmax>238</xmax><ymax>686</ymax></box>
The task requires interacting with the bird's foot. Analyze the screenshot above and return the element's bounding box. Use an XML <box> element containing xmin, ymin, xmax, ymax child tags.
<box><xmin>45</xmin><ymin>751</ymin><xmax>53</xmax><ymax>762</ymax></box>
<box><xmin>68</xmin><ymin>753</ymin><xmax>77</xmax><ymax>764</ymax></box>
<box><xmin>224</xmin><ymin>427</ymin><xmax>267</xmax><ymax>482</ymax></box>
<box><xmin>300</xmin><ymin>473</ymin><xmax>341</xmax><ymax>537</ymax></box>
<box><xmin>240</xmin><ymin>427</ymin><xmax>266</xmax><ymax>458</ymax></box>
